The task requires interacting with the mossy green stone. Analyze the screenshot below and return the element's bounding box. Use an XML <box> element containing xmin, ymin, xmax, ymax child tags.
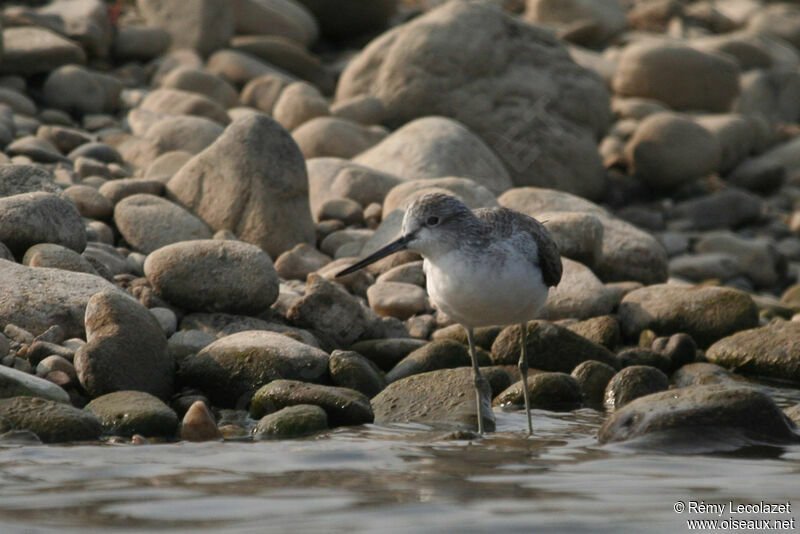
<box><xmin>85</xmin><ymin>390</ymin><xmax>178</xmax><ymax>438</ymax></box>
<box><xmin>493</xmin><ymin>372</ymin><xmax>582</xmax><ymax>410</ymax></box>
<box><xmin>0</xmin><ymin>396</ymin><xmax>101</xmax><ymax>443</ymax></box>
<box><xmin>250</xmin><ymin>379</ymin><xmax>373</xmax><ymax>427</ymax></box>
<box><xmin>253</xmin><ymin>404</ymin><xmax>328</xmax><ymax>439</ymax></box>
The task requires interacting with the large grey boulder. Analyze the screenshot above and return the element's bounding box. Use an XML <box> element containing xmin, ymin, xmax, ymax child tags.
<box><xmin>144</xmin><ymin>239</ymin><xmax>279</xmax><ymax>315</ymax></box>
<box><xmin>114</xmin><ymin>194</ymin><xmax>213</xmax><ymax>254</ymax></box>
<box><xmin>0</xmin><ymin>165</ymin><xmax>62</xmax><ymax>197</ymax></box>
<box><xmin>336</xmin><ymin>0</ymin><xmax>611</xmax><ymax>200</ymax></box>
<box><xmin>0</xmin><ymin>192</ymin><xmax>86</xmax><ymax>257</ymax></box>
<box><xmin>0</xmin><ymin>260</ymin><xmax>119</xmax><ymax>338</ymax></box>
<box><xmin>75</xmin><ymin>289</ymin><xmax>174</xmax><ymax>400</ymax></box>
<box><xmin>137</xmin><ymin>0</ymin><xmax>234</xmax><ymax>56</ymax></box>
<box><xmin>353</xmin><ymin>117</ymin><xmax>512</xmax><ymax>196</ymax></box>
<box><xmin>618</xmin><ymin>284</ymin><xmax>759</xmax><ymax>347</ymax></box>
<box><xmin>167</xmin><ymin>114</ymin><xmax>315</xmax><ymax>258</ymax></box>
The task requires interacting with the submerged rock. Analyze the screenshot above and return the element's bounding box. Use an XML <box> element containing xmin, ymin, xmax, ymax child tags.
<box><xmin>253</xmin><ymin>404</ymin><xmax>328</xmax><ymax>439</ymax></box>
<box><xmin>598</xmin><ymin>385</ymin><xmax>800</xmax><ymax>449</ymax></box>
<box><xmin>371</xmin><ymin>367</ymin><xmax>495</xmax><ymax>432</ymax></box>
<box><xmin>493</xmin><ymin>372</ymin><xmax>582</xmax><ymax>411</ymax></box>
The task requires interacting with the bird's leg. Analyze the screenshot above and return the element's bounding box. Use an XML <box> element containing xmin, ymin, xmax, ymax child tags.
<box><xmin>519</xmin><ymin>322</ymin><xmax>533</xmax><ymax>435</ymax></box>
<box><xmin>464</xmin><ymin>325</ymin><xmax>485</xmax><ymax>435</ymax></box>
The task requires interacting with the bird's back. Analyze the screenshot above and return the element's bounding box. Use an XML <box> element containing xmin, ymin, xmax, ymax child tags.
<box><xmin>473</xmin><ymin>207</ymin><xmax>563</xmax><ymax>288</ymax></box>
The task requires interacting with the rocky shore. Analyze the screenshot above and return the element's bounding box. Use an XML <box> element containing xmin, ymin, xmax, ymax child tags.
<box><xmin>0</xmin><ymin>0</ymin><xmax>799</xmax><ymax>451</ymax></box>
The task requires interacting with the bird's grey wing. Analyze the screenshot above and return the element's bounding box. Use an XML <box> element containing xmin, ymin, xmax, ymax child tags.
<box><xmin>474</xmin><ymin>207</ymin><xmax>563</xmax><ymax>287</ymax></box>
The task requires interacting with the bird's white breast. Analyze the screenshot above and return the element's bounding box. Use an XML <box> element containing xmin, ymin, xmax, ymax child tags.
<box><xmin>424</xmin><ymin>243</ymin><xmax>549</xmax><ymax>328</ymax></box>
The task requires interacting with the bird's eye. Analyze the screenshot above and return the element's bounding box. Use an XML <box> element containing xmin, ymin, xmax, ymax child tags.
<box><xmin>426</xmin><ymin>216</ymin><xmax>439</xmax><ymax>226</ymax></box>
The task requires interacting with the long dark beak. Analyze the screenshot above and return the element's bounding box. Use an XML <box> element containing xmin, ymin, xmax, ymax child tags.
<box><xmin>335</xmin><ymin>235</ymin><xmax>410</xmax><ymax>277</ymax></box>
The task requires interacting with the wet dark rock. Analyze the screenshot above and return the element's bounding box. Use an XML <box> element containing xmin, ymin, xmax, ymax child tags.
<box><xmin>571</xmin><ymin>360</ymin><xmax>617</xmax><ymax>406</ymax></box>
<box><xmin>371</xmin><ymin>367</ymin><xmax>495</xmax><ymax>432</ymax></box>
<box><xmin>671</xmin><ymin>362</ymin><xmax>737</xmax><ymax>388</ymax></box>
<box><xmin>668</xmin><ymin>188</ymin><xmax>762</xmax><ymax>231</ymax></box>
<box><xmin>179</xmin><ymin>331</ymin><xmax>329</xmax><ymax>408</ymax></box>
<box><xmin>253</xmin><ymin>404</ymin><xmax>328</xmax><ymax>439</ymax></box>
<box><xmin>431</xmin><ymin>324</ymin><xmax>502</xmax><ymax>350</ymax></box>
<box><xmin>652</xmin><ymin>333</ymin><xmax>697</xmax><ymax>371</ymax></box>
<box><xmin>493</xmin><ymin>372</ymin><xmax>582</xmax><ymax>411</ymax></box>
<box><xmin>618</xmin><ymin>284</ymin><xmax>758</xmax><ymax>347</ymax></box>
<box><xmin>598</xmin><ymin>385</ymin><xmax>800</xmax><ymax>448</ymax></box>
<box><xmin>75</xmin><ymin>289</ymin><xmax>174</xmax><ymax>400</ymax></box>
<box><xmin>491</xmin><ymin>321</ymin><xmax>618</xmax><ymax>372</ymax></box>
<box><xmin>179</xmin><ymin>400</ymin><xmax>222</xmax><ymax>441</ymax></box>
<box><xmin>386</xmin><ymin>340</ymin><xmax>492</xmax><ymax>383</ymax></box>
<box><xmin>706</xmin><ymin>321</ymin><xmax>800</xmax><ymax>383</ymax></box>
<box><xmin>348</xmin><ymin>338</ymin><xmax>428</xmax><ymax>371</ymax></box>
<box><xmin>565</xmin><ymin>315</ymin><xmax>620</xmax><ymax>349</ymax></box>
<box><xmin>604</xmin><ymin>365</ymin><xmax>669</xmax><ymax>410</ymax></box>
<box><xmin>617</xmin><ymin>348</ymin><xmax>671</xmax><ymax>372</ymax></box>
<box><xmin>250</xmin><ymin>379</ymin><xmax>373</xmax><ymax>427</ymax></box>
<box><xmin>0</xmin><ymin>396</ymin><xmax>101</xmax><ymax>443</ymax></box>
<box><xmin>328</xmin><ymin>350</ymin><xmax>385</xmax><ymax>398</ymax></box>
<box><xmin>85</xmin><ymin>390</ymin><xmax>178</xmax><ymax>438</ymax></box>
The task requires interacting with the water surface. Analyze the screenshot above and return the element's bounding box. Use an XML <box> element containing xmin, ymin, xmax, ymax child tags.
<box><xmin>1</xmin><ymin>386</ymin><xmax>799</xmax><ymax>533</ymax></box>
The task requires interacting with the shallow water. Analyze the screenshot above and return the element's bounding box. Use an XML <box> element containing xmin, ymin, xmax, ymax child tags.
<box><xmin>2</xmin><ymin>387</ymin><xmax>800</xmax><ymax>534</ymax></box>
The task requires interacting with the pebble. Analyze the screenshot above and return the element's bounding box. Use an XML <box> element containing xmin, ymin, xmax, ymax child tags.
<box><xmin>385</xmin><ymin>339</ymin><xmax>491</xmax><ymax>384</ymax></box>
<box><xmin>179</xmin><ymin>400</ymin><xmax>222</xmax><ymax>442</ymax></box>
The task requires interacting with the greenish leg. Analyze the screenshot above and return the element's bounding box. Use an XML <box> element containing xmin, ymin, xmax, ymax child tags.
<box><xmin>464</xmin><ymin>325</ymin><xmax>485</xmax><ymax>435</ymax></box>
<box><xmin>519</xmin><ymin>323</ymin><xmax>533</xmax><ymax>435</ymax></box>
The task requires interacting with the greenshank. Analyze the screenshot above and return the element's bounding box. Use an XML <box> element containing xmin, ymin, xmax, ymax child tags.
<box><xmin>337</xmin><ymin>193</ymin><xmax>562</xmax><ymax>434</ymax></box>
